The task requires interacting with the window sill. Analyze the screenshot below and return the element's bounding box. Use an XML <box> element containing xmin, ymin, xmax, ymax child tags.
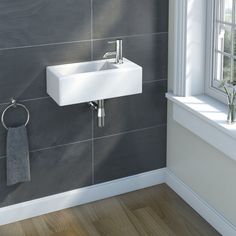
<box><xmin>166</xmin><ymin>92</ymin><xmax>236</xmax><ymax>161</ymax></box>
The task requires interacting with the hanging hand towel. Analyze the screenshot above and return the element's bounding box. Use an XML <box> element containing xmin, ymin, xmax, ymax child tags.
<box><xmin>6</xmin><ymin>125</ymin><xmax>30</xmax><ymax>186</ymax></box>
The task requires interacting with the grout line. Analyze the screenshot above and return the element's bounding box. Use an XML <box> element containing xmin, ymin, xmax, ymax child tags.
<box><xmin>93</xmin><ymin>124</ymin><xmax>167</xmax><ymax>141</ymax></box>
<box><xmin>92</xmin><ymin>32</ymin><xmax>168</xmax><ymax>42</ymax></box>
<box><xmin>20</xmin><ymin>96</ymin><xmax>50</xmax><ymax>103</ymax></box>
<box><xmin>0</xmin><ymin>39</ymin><xmax>92</xmax><ymax>52</ymax></box>
<box><xmin>91</xmin><ymin>41</ymin><xmax>94</xmax><ymax>60</ymax></box>
<box><xmin>0</xmin><ymin>81</ymin><xmax>167</xmax><ymax>108</ymax></box>
<box><xmin>91</xmin><ymin>0</ymin><xmax>94</xmax><ymax>61</ymax></box>
<box><xmin>0</xmin><ymin>96</ymin><xmax>50</xmax><ymax>107</ymax></box>
<box><xmin>91</xmin><ymin>0</ymin><xmax>94</xmax><ymax>184</ymax></box>
<box><xmin>0</xmin><ymin>79</ymin><xmax>168</xmax><ymax>107</ymax></box>
<box><xmin>30</xmin><ymin>138</ymin><xmax>93</xmax><ymax>153</ymax></box>
<box><xmin>0</xmin><ymin>102</ymin><xmax>9</xmax><ymax>107</ymax></box>
<box><xmin>0</xmin><ymin>32</ymin><xmax>168</xmax><ymax>52</ymax></box>
<box><xmin>143</xmin><ymin>79</ymin><xmax>167</xmax><ymax>84</ymax></box>
<box><xmin>91</xmin><ymin>109</ymin><xmax>95</xmax><ymax>185</ymax></box>
<box><xmin>0</xmin><ymin>79</ymin><xmax>167</xmax><ymax>107</ymax></box>
<box><xmin>0</xmin><ymin>124</ymin><xmax>167</xmax><ymax>158</ymax></box>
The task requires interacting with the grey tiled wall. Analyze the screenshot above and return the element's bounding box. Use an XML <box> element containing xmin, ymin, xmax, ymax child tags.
<box><xmin>0</xmin><ymin>0</ymin><xmax>168</xmax><ymax>207</ymax></box>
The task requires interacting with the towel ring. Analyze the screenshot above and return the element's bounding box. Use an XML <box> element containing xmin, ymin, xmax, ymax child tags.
<box><xmin>1</xmin><ymin>99</ymin><xmax>30</xmax><ymax>130</ymax></box>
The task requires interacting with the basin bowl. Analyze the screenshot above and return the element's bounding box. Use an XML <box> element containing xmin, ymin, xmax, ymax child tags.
<box><xmin>46</xmin><ymin>58</ymin><xmax>142</xmax><ymax>106</ymax></box>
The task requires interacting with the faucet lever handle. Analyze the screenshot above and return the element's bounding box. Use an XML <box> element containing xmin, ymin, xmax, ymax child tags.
<box><xmin>108</xmin><ymin>41</ymin><xmax>116</xmax><ymax>44</ymax></box>
<box><xmin>104</xmin><ymin>39</ymin><xmax>123</xmax><ymax>64</ymax></box>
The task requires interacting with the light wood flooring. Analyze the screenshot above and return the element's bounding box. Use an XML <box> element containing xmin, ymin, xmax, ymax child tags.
<box><xmin>0</xmin><ymin>184</ymin><xmax>220</xmax><ymax>236</ymax></box>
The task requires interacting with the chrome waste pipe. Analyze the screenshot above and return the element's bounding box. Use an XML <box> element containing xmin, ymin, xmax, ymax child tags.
<box><xmin>88</xmin><ymin>100</ymin><xmax>105</xmax><ymax>128</ymax></box>
<box><xmin>97</xmin><ymin>100</ymin><xmax>105</xmax><ymax>128</ymax></box>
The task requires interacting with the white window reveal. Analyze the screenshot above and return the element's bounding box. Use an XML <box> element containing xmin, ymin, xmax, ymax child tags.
<box><xmin>167</xmin><ymin>0</ymin><xmax>236</xmax><ymax>164</ymax></box>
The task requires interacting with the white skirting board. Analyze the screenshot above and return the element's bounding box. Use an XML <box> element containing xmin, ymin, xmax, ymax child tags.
<box><xmin>166</xmin><ymin>169</ymin><xmax>236</xmax><ymax>236</ymax></box>
<box><xmin>0</xmin><ymin>168</ymin><xmax>235</xmax><ymax>236</ymax></box>
<box><xmin>0</xmin><ymin>168</ymin><xmax>166</xmax><ymax>226</ymax></box>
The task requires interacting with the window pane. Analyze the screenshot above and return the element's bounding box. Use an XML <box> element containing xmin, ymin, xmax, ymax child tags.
<box><xmin>234</xmin><ymin>28</ymin><xmax>236</xmax><ymax>55</ymax></box>
<box><xmin>224</xmin><ymin>0</ymin><xmax>233</xmax><ymax>22</ymax></box>
<box><xmin>224</xmin><ymin>25</ymin><xmax>231</xmax><ymax>53</ymax></box>
<box><xmin>223</xmin><ymin>55</ymin><xmax>232</xmax><ymax>81</ymax></box>
<box><xmin>216</xmin><ymin>53</ymin><xmax>223</xmax><ymax>81</ymax></box>
<box><xmin>213</xmin><ymin>1</ymin><xmax>235</xmax><ymax>90</ymax></box>
<box><xmin>235</xmin><ymin>0</ymin><xmax>236</xmax><ymax>23</ymax></box>
<box><xmin>233</xmin><ymin>59</ymin><xmax>236</xmax><ymax>82</ymax></box>
<box><xmin>216</xmin><ymin>24</ymin><xmax>232</xmax><ymax>54</ymax></box>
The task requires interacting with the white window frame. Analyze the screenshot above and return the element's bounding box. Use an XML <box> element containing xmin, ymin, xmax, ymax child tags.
<box><xmin>170</xmin><ymin>0</ymin><xmax>229</xmax><ymax>104</ymax></box>
<box><xmin>167</xmin><ymin>0</ymin><xmax>236</xmax><ymax>164</ymax></box>
<box><xmin>205</xmin><ymin>0</ymin><xmax>234</xmax><ymax>104</ymax></box>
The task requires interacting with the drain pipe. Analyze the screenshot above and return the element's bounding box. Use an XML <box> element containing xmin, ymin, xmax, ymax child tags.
<box><xmin>97</xmin><ymin>100</ymin><xmax>105</xmax><ymax>128</ymax></box>
<box><xmin>88</xmin><ymin>100</ymin><xmax>105</xmax><ymax>128</ymax></box>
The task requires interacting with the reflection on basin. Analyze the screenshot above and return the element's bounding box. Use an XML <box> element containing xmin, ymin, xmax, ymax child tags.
<box><xmin>46</xmin><ymin>58</ymin><xmax>142</xmax><ymax>106</ymax></box>
<box><xmin>52</xmin><ymin>60</ymin><xmax>117</xmax><ymax>76</ymax></box>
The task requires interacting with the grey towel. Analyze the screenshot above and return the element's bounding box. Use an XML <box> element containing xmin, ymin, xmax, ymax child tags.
<box><xmin>6</xmin><ymin>125</ymin><xmax>30</xmax><ymax>186</ymax></box>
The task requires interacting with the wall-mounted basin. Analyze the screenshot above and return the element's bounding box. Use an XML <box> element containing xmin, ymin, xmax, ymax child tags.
<box><xmin>46</xmin><ymin>58</ymin><xmax>142</xmax><ymax>106</ymax></box>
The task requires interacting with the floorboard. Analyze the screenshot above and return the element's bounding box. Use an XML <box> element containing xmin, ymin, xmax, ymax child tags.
<box><xmin>0</xmin><ymin>184</ymin><xmax>220</xmax><ymax>236</ymax></box>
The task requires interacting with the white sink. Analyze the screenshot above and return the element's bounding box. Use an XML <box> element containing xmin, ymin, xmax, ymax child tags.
<box><xmin>46</xmin><ymin>58</ymin><xmax>142</xmax><ymax>106</ymax></box>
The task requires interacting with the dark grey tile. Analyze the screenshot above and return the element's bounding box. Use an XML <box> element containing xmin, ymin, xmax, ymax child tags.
<box><xmin>0</xmin><ymin>0</ymin><xmax>91</xmax><ymax>49</ymax></box>
<box><xmin>0</xmin><ymin>98</ymin><xmax>92</xmax><ymax>156</ymax></box>
<box><xmin>94</xmin><ymin>126</ymin><xmax>166</xmax><ymax>184</ymax></box>
<box><xmin>93</xmin><ymin>80</ymin><xmax>167</xmax><ymax>138</ymax></box>
<box><xmin>92</xmin><ymin>0</ymin><xmax>169</xmax><ymax>39</ymax></box>
<box><xmin>93</xmin><ymin>34</ymin><xmax>168</xmax><ymax>82</ymax></box>
<box><xmin>0</xmin><ymin>141</ymin><xmax>92</xmax><ymax>207</ymax></box>
<box><xmin>0</xmin><ymin>41</ymin><xmax>91</xmax><ymax>103</ymax></box>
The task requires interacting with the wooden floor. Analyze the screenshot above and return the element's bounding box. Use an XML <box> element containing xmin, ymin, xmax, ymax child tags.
<box><xmin>0</xmin><ymin>184</ymin><xmax>220</xmax><ymax>236</ymax></box>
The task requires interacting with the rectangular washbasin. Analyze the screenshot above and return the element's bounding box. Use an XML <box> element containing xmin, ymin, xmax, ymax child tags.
<box><xmin>46</xmin><ymin>58</ymin><xmax>142</xmax><ymax>106</ymax></box>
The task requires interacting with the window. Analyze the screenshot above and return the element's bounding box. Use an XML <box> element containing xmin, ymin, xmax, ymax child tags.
<box><xmin>213</xmin><ymin>0</ymin><xmax>236</xmax><ymax>88</ymax></box>
<box><xmin>167</xmin><ymin>0</ymin><xmax>236</xmax><ymax>167</ymax></box>
<box><xmin>205</xmin><ymin>0</ymin><xmax>236</xmax><ymax>102</ymax></box>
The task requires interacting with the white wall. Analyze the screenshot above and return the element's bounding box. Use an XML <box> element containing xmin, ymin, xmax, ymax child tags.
<box><xmin>167</xmin><ymin>103</ymin><xmax>236</xmax><ymax>226</ymax></box>
<box><xmin>167</xmin><ymin>0</ymin><xmax>236</xmax><ymax>226</ymax></box>
<box><xmin>168</xmin><ymin>35</ymin><xmax>236</xmax><ymax>226</ymax></box>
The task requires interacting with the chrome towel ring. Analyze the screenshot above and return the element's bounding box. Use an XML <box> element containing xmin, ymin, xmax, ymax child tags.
<box><xmin>1</xmin><ymin>99</ymin><xmax>30</xmax><ymax>130</ymax></box>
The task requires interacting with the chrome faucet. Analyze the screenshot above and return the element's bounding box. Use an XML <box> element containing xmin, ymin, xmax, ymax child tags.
<box><xmin>103</xmin><ymin>39</ymin><xmax>123</xmax><ymax>64</ymax></box>
<box><xmin>88</xmin><ymin>39</ymin><xmax>124</xmax><ymax>128</ymax></box>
